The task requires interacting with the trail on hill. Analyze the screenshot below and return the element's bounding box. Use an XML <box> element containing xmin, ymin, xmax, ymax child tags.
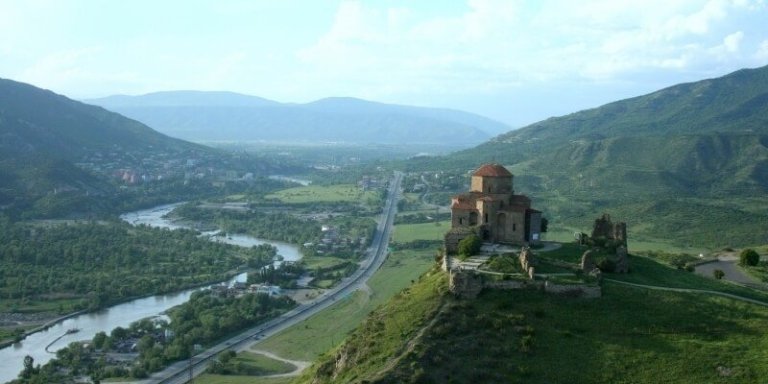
<box><xmin>604</xmin><ymin>279</ymin><xmax>768</xmax><ymax>307</ymax></box>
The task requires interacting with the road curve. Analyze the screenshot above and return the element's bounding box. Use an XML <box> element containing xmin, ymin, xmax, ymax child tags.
<box><xmin>148</xmin><ymin>172</ymin><xmax>403</xmax><ymax>384</ymax></box>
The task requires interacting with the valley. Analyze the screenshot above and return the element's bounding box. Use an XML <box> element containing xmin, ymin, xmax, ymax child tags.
<box><xmin>2</xmin><ymin>64</ymin><xmax>768</xmax><ymax>384</ymax></box>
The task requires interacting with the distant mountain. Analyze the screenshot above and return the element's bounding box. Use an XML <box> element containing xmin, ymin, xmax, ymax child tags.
<box><xmin>408</xmin><ymin>65</ymin><xmax>768</xmax><ymax>247</ymax></box>
<box><xmin>0</xmin><ymin>79</ymin><xmax>215</xmax><ymax>217</ymax></box>
<box><xmin>494</xmin><ymin>65</ymin><xmax>768</xmax><ymax>145</ymax></box>
<box><xmin>85</xmin><ymin>92</ymin><xmax>509</xmax><ymax>145</ymax></box>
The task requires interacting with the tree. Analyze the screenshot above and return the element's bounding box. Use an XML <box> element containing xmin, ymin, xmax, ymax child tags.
<box><xmin>458</xmin><ymin>234</ymin><xmax>482</xmax><ymax>259</ymax></box>
<box><xmin>739</xmin><ymin>249</ymin><xmax>760</xmax><ymax>266</ymax></box>
<box><xmin>21</xmin><ymin>355</ymin><xmax>35</xmax><ymax>378</ymax></box>
<box><xmin>713</xmin><ymin>269</ymin><xmax>725</xmax><ymax>280</ymax></box>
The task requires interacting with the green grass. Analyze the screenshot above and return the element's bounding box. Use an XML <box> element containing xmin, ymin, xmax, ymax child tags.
<box><xmin>195</xmin><ymin>375</ymin><xmax>293</xmax><ymax>384</ymax></box>
<box><xmin>541</xmin><ymin>243</ymin><xmax>768</xmax><ymax>303</ymax></box>
<box><xmin>265</xmin><ymin>184</ymin><xmax>376</xmax><ymax>204</ymax></box>
<box><xmin>256</xmin><ymin>249</ymin><xmax>436</xmax><ymax>361</ymax></box>
<box><xmin>301</xmin><ymin>255</ymin><xmax>349</xmax><ymax>270</ymax></box>
<box><xmin>195</xmin><ymin>351</ymin><xmax>296</xmax><ymax>384</ymax></box>
<box><xmin>299</xmin><ymin>272</ymin><xmax>768</xmax><ymax>384</ymax></box>
<box><xmin>393</xmin><ymin>221</ymin><xmax>450</xmax><ymax>243</ymax></box>
<box><xmin>0</xmin><ymin>297</ymin><xmax>81</xmax><ymax>313</ymax></box>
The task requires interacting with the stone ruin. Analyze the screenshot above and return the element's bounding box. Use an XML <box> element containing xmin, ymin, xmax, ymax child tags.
<box><xmin>581</xmin><ymin>213</ymin><xmax>630</xmax><ymax>274</ymax></box>
<box><xmin>519</xmin><ymin>246</ymin><xmax>537</xmax><ymax>280</ymax></box>
<box><xmin>580</xmin><ymin>249</ymin><xmax>603</xmax><ymax>281</ymax></box>
<box><xmin>591</xmin><ymin>213</ymin><xmax>627</xmax><ymax>247</ymax></box>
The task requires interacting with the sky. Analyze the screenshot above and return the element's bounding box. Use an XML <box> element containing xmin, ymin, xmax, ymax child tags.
<box><xmin>1</xmin><ymin>0</ymin><xmax>767</xmax><ymax>128</ymax></box>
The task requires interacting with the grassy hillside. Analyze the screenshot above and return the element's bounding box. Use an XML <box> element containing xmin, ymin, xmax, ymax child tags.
<box><xmin>296</xmin><ymin>262</ymin><xmax>768</xmax><ymax>384</ymax></box>
<box><xmin>402</xmin><ymin>66</ymin><xmax>768</xmax><ymax>248</ymax></box>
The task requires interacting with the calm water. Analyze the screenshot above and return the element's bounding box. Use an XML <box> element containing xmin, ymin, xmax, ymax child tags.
<box><xmin>0</xmin><ymin>203</ymin><xmax>301</xmax><ymax>383</ymax></box>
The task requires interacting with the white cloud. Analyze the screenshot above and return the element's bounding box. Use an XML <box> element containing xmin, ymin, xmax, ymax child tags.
<box><xmin>296</xmin><ymin>0</ymin><xmax>768</xmax><ymax>100</ymax></box>
<box><xmin>723</xmin><ymin>31</ymin><xmax>744</xmax><ymax>52</ymax></box>
<box><xmin>755</xmin><ymin>39</ymin><xmax>768</xmax><ymax>61</ymax></box>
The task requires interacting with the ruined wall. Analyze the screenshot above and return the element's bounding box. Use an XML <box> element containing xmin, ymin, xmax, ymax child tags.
<box><xmin>448</xmin><ymin>270</ymin><xmax>602</xmax><ymax>299</ymax></box>
<box><xmin>444</xmin><ymin>227</ymin><xmax>473</xmax><ymax>255</ymax></box>
<box><xmin>543</xmin><ymin>281</ymin><xmax>602</xmax><ymax>298</ymax></box>
<box><xmin>448</xmin><ymin>271</ymin><xmax>483</xmax><ymax>299</ymax></box>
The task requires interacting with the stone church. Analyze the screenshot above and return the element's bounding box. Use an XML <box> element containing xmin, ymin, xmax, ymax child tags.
<box><xmin>445</xmin><ymin>164</ymin><xmax>542</xmax><ymax>254</ymax></box>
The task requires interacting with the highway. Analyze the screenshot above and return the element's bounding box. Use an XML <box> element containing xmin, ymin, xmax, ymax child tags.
<box><xmin>149</xmin><ymin>171</ymin><xmax>403</xmax><ymax>384</ymax></box>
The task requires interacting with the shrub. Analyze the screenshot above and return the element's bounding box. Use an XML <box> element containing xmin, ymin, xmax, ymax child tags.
<box><xmin>458</xmin><ymin>233</ymin><xmax>482</xmax><ymax>259</ymax></box>
<box><xmin>713</xmin><ymin>269</ymin><xmax>725</xmax><ymax>280</ymax></box>
<box><xmin>740</xmin><ymin>249</ymin><xmax>760</xmax><ymax>266</ymax></box>
<box><xmin>597</xmin><ymin>258</ymin><xmax>616</xmax><ymax>272</ymax></box>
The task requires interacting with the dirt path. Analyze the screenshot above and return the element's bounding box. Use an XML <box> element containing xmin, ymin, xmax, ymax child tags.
<box><xmin>249</xmin><ymin>349</ymin><xmax>312</xmax><ymax>378</ymax></box>
<box><xmin>604</xmin><ymin>279</ymin><xmax>768</xmax><ymax>307</ymax></box>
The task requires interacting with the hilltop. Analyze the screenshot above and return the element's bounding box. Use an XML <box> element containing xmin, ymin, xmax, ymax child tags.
<box><xmin>296</xmin><ymin>252</ymin><xmax>768</xmax><ymax>384</ymax></box>
<box><xmin>85</xmin><ymin>92</ymin><xmax>509</xmax><ymax>146</ymax></box>
<box><xmin>405</xmin><ymin>65</ymin><xmax>768</xmax><ymax>248</ymax></box>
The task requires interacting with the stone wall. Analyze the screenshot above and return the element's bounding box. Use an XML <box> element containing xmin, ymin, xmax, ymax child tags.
<box><xmin>543</xmin><ymin>281</ymin><xmax>602</xmax><ymax>298</ymax></box>
<box><xmin>448</xmin><ymin>270</ymin><xmax>601</xmax><ymax>299</ymax></box>
<box><xmin>448</xmin><ymin>270</ymin><xmax>483</xmax><ymax>299</ymax></box>
<box><xmin>444</xmin><ymin>227</ymin><xmax>473</xmax><ymax>255</ymax></box>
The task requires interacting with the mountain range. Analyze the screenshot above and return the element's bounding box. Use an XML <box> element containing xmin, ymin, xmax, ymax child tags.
<box><xmin>85</xmin><ymin>93</ymin><xmax>510</xmax><ymax>145</ymax></box>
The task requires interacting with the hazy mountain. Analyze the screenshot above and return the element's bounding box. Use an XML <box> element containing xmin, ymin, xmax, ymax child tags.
<box><xmin>85</xmin><ymin>92</ymin><xmax>509</xmax><ymax>145</ymax></box>
<box><xmin>0</xmin><ymin>79</ymin><xmax>212</xmax><ymax>217</ymax></box>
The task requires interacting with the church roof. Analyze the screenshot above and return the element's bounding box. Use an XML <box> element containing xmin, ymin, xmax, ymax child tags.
<box><xmin>473</xmin><ymin>163</ymin><xmax>512</xmax><ymax>177</ymax></box>
<box><xmin>451</xmin><ymin>200</ymin><xmax>476</xmax><ymax>210</ymax></box>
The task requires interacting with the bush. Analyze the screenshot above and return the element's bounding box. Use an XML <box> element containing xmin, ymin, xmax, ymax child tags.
<box><xmin>740</xmin><ymin>249</ymin><xmax>760</xmax><ymax>266</ymax></box>
<box><xmin>597</xmin><ymin>258</ymin><xmax>616</xmax><ymax>273</ymax></box>
<box><xmin>713</xmin><ymin>269</ymin><xmax>725</xmax><ymax>280</ymax></box>
<box><xmin>458</xmin><ymin>234</ymin><xmax>482</xmax><ymax>259</ymax></box>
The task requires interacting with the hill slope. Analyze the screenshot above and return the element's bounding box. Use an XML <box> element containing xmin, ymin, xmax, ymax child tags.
<box><xmin>297</xmin><ymin>265</ymin><xmax>768</xmax><ymax>384</ymax></box>
<box><xmin>0</xmin><ymin>79</ymin><xmax>218</xmax><ymax>217</ymax></box>
<box><xmin>85</xmin><ymin>92</ymin><xmax>508</xmax><ymax>145</ymax></box>
<box><xmin>406</xmin><ymin>65</ymin><xmax>768</xmax><ymax>247</ymax></box>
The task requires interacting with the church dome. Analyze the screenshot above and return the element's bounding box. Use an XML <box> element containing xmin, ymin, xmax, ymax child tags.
<box><xmin>472</xmin><ymin>163</ymin><xmax>512</xmax><ymax>177</ymax></box>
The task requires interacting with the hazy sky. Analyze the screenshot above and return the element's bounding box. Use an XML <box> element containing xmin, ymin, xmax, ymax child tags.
<box><xmin>1</xmin><ymin>0</ymin><xmax>767</xmax><ymax>127</ymax></box>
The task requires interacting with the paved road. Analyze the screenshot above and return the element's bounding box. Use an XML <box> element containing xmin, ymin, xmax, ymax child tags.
<box><xmin>693</xmin><ymin>254</ymin><xmax>764</xmax><ymax>288</ymax></box>
<box><xmin>148</xmin><ymin>172</ymin><xmax>403</xmax><ymax>384</ymax></box>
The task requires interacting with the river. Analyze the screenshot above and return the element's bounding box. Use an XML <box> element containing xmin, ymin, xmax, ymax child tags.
<box><xmin>0</xmin><ymin>203</ymin><xmax>301</xmax><ymax>383</ymax></box>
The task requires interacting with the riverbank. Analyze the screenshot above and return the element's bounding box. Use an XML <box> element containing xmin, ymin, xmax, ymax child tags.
<box><xmin>0</xmin><ymin>310</ymin><xmax>85</xmax><ymax>349</ymax></box>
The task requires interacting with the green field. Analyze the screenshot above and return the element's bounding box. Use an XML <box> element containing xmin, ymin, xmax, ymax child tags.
<box><xmin>301</xmin><ymin>255</ymin><xmax>349</xmax><ymax>270</ymax></box>
<box><xmin>255</xmin><ymin>249</ymin><xmax>436</xmax><ymax>361</ymax></box>
<box><xmin>265</xmin><ymin>184</ymin><xmax>377</xmax><ymax>204</ymax></box>
<box><xmin>392</xmin><ymin>221</ymin><xmax>451</xmax><ymax>243</ymax></box>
